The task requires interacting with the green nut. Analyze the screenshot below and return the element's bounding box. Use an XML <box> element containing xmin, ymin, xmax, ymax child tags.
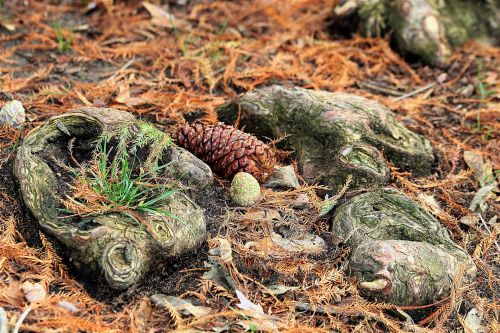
<box><xmin>230</xmin><ymin>172</ymin><xmax>260</xmax><ymax>207</ymax></box>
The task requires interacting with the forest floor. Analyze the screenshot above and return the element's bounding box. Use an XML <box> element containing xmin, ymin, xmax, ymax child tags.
<box><xmin>0</xmin><ymin>1</ymin><xmax>498</xmax><ymax>332</ymax></box>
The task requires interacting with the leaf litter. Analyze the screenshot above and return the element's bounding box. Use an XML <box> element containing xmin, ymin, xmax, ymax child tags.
<box><xmin>0</xmin><ymin>0</ymin><xmax>499</xmax><ymax>332</ymax></box>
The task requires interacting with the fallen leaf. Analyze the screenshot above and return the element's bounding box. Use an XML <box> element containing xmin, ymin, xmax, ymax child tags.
<box><xmin>463</xmin><ymin>307</ymin><xmax>486</xmax><ymax>333</ymax></box>
<box><xmin>219</xmin><ymin>240</ymin><xmax>233</xmax><ymax>264</ymax></box>
<box><xmin>271</xmin><ymin>232</ymin><xmax>327</xmax><ymax>254</ymax></box>
<box><xmin>0</xmin><ymin>22</ymin><xmax>16</xmax><ymax>31</ymax></box>
<box><xmin>208</xmin><ymin>237</ymin><xmax>233</xmax><ymax>263</ymax></box>
<box><xmin>73</xmin><ymin>24</ymin><xmax>89</xmax><ymax>32</ymax></box>
<box><xmin>235</xmin><ymin>290</ymin><xmax>264</xmax><ymax>314</ymax></box>
<box><xmin>464</xmin><ymin>151</ymin><xmax>495</xmax><ymax>187</ymax></box>
<box><xmin>151</xmin><ymin>294</ymin><xmax>212</xmax><ymax>318</ymax></box>
<box><xmin>292</xmin><ymin>193</ymin><xmax>310</xmax><ymax>209</ymax></box>
<box><xmin>115</xmin><ymin>81</ymin><xmax>148</xmax><ymax>107</ymax></box>
<box><xmin>1</xmin><ymin>279</ymin><xmax>23</xmax><ymax>308</ymax></box>
<box><xmin>142</xmin><ymin>2</ymin><xmax>191</xmax><ymax>30</ymax></box>
<box><xmin>133</xmin><ymin>297</ymin><xmax>152</xmax><ymax>331</ymax></box>
<box><xmin>234</xmin><ymin>290</ymin><xmax>286</xmax><ymax>331</ymax></box>
<box><xmin>262</xmin><ymin>285</ymin><xmax>299</xmax><ymax>296</ymax></box>
<box><xmin>0</xmin><ymin>100</ymin><xmax>25</xmax><ymax>128</ymax></box>
<box><xmin>243</xmin><ymin>208</ymin><xmax>281</xmax><ymax>223</ymax></box>
<box><xmin>20</xmin><ymin>281</ymin><xmax>46</xmax><ymax>303</ymax></box>
<box><xmin>238</xmin><ymin>320</ymin><xmax>277</xmax><ymax>332</ymax></box>
<box><xmin>57</xmin><ymin>300</ymin><xmax>79</xmax><ymax>313</ymax></box>
<box><xmin>460</xmin><ymin>215</ymin><xmax>479</xmax><ymax>227</ymax></box>
<box><xmin>0</xmin><ymin>307</ymin><xmax>8</xmax><ymax>333</ymax></box>
<box><xmin>418</xmin><ymin>193</ymin><xmax>445</xmax><ymax>216</ymax></box>
<box><xmin>203</xmin><ymin>238</ymin><xmax>237</xmax><ymax>290</ymax></box>
<box><xmin>264</xmin><ymin>165</ymin><xmax>299</xmax><ymax>189</ymax></box>
<box><xmin>469</xmin><ymin>183</ymin><xmax>496</xmax><ymax>213</ymax></box>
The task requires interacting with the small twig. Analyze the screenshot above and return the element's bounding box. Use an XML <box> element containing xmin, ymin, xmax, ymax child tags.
<box><xmin>107</xmin><ymin>58</ymin><xmax>136</xmax><ymax>80</ymax></box>
<box><xmin>393</xmin><ymin>82</ymin><xmax>436</xmax><ymax>102</ymax></box>
<box><xmin>357</xmin><ymin>81</ymin><xmax>405</xmax><ymax>97</ymax></box>
<box><xmin>444</xmin><ymin>56</ymin><xmax>474</xmax><ymax>87</ymax></box>
<box><xmin>478</xmin><ymin>213</ymin><xmax>500</xmax><ymax>253</ymax></box>
<box><xmin>295</xmin><ymin>302</ymin><xmax>360</xmax><ymax>316</ymax></box>
<box><xmin>0</xmin><ymin>307</ymin><xmax>8</xmax><ymax>333</ymax></box>
<box><xmin>12</xmin><ymin>305</ymin><xmax>32</xmax><ymax>333</ymax></box>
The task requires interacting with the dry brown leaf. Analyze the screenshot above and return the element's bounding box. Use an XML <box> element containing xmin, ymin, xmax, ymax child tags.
<box><xmin>20</xmin><ymin>281</ymin><xmax>46</xmax><ymax>303</ymax></box>
<box><xmin>115</xmin><ymin>81</ymin><xmax>148</xmax><ymax>107</ymax></box>
<box><xmin>133</xmin><ymin>297</ymin><xmax>152</xmax><ymax>331</ymax></box>
<box><xmin>151</xmin><ymin>294</ymin><xmax>212</xmax><ymax>318</ymax></box>
<box><xmin>0</xmin><ymin>21</ymin><xmax>16</xmax><ymax>32</ymax></box>
<box><xmin>0</xmin><ymin>279</ymin><xmax>24</xmax><ymax>308</ymax></box>
<box><xmin>464</xmin><ymin>151</ymin><xmax>495</xmax><ymax>187</ymax></box>
<box><xmin>142</xmin><ymin>2</ymin><xmax>191</xmax><ymax>30</ymax></box>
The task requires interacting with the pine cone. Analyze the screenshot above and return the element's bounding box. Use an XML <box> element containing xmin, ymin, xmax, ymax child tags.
<box><xmin>176</xmin><ymin>122</ymin><xmax>276</xmax><ymax>183</ymax></box>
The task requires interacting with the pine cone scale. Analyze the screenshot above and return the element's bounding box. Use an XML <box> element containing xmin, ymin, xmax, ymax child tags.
<box><xmin>176</xmin><ymin>122</ymin><xmax>276</xmax><ymax>183</ymax></box>
<box><xmin>235</xmin><ymin>149</ymin><xmax>244</xmax><ymax>159</ymax></box>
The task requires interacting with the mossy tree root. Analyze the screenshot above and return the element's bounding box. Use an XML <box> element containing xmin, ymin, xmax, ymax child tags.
<box><xmin>218</xmin><ymin>85</ymin><xmax>433</xmax><ymax>192</ymax></box>
<box><xmin>14</xmin><ymin>107</ymin><xmax>206</xmax><ymax>289</ymax></box>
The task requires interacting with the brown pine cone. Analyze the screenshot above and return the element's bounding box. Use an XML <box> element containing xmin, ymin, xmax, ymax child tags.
<box><xmin>176</xmin><ymin>122</ymin><xmax>277</xmax><ymax>183</ymax></box>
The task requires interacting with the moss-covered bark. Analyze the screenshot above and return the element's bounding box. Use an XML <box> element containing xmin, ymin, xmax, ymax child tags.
<box><xmin>14</xmin><ymin>107</ymin><xmax>207</xmax><ymax>289</ymax></box>
<box><xmin>334</xmin><ymin>0</ymin><xmax>499</xmax><ymax>65</ymax></box>
<box><xmin>350</xmin><ymin>240</ymin><xmax>470</xmax><ymax>306</ymax></box>
<box><xmin>218</xmin><ymin>85</ymin><xmax>433</xmax><ymax>192</ymax></box>
<box><xmin>330</xmin><ymin>188</ymin><xmax>476</xmax><ymax>305</ymax></box>
<box><xmin>162</xmin><ymin>146</ymin><xmax>213</xmax><ymax>199</ymax></box>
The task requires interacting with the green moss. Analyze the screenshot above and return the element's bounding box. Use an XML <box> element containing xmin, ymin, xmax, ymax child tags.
<box><xmin>444</xmin><ymin>0</ymin><xmax>496</xmax><ymax>47</ymax></box>
<box><xmin>331</xmin><ymin>188</ymin><xmax>471</xmax><ymax>261</ymax></box>
<box><xmin>220</xmin><ymin>86</ymin><xmax>432</xmax><ymax>192</ymax></box>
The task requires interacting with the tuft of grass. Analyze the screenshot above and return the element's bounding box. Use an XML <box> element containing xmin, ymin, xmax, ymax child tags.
<box><xmin>476</xmin><ymin>61</ymin><xmax>495</xmax><ymax>101</ymax></box>
<box><xmin>473</xmin><ymin>61</ymin><xmax>495</xmax><ymax>134</ymax></box>
<box><xmin>91</xmin><ymin>138</ymin><xmax>175</xmax><ymax>216</ymax></box>
<box><xmin>359</xmin><ymin>0</ymin><xmax>387</xmax><ymax>37</ymax></box>
<box><xmin>61</xmin><ymin>126</ymin><xmax>193</xmax><ymax>236</ymax></box>
<box><xmin>62</xmin><ymin>139</ymin><xmax>173</xmax><ymax>216</ymax></box>
<box><xmin>53</xmin><ymin>22</ymin><xmax>73</xmax><ymax>53</ymax></box>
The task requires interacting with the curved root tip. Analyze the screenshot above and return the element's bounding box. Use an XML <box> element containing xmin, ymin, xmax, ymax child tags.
<box><xmin>359</xmin><ymin>278</ymin><xmax>389</xmax><ymax>290</ymax></box>
<box><xmin>334</xmin><ymin>1</ymin><xmax>358</xmax><ymax>16</ymax></box>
